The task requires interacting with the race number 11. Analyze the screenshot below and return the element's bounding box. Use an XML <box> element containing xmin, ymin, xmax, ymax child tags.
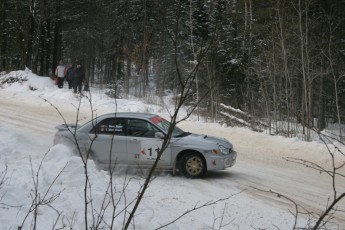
<box><xmin>140</xmin><ymin>140</ymin><xmax>162</xmax><ymax>161</ymax></box>
<box><xmin>147</xmin><ymin>147</ymin><xmax>160</xmax><ymax>156</ymax></box>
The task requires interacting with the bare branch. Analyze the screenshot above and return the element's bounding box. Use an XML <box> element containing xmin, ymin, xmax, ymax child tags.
<box><xmin>155</xmin><ymin>192</ymin><xmax>242</xmax><ymax>230</ymax></box>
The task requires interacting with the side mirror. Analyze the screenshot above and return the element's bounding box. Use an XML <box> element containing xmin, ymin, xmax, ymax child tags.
<box><xmin>155</xmin><ymin>132</ymin><xmax>165</xmax><ymax>139</ymax></box>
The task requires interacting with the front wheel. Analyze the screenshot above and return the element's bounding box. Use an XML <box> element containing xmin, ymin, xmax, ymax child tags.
<box><xmin>179</xmin><ymin>152</ymin><xmax>206</xmax><ymax>178</ymax></box>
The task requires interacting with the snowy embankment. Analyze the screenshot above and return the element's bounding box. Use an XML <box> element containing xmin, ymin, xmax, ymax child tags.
<box><xmin>0</xmin><ymin>69</ymin><xmax>344</xmax><ymax>229</ymax></box>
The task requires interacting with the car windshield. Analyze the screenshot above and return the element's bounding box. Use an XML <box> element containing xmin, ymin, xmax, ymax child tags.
<box><xmin>150</xmin><ymin>116</ymin><xmax>188</xmax><ymax>137</ymax></box>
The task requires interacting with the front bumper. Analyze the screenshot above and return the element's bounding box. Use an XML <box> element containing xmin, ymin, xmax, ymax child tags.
<box><xmin>206</xmin><ymin>151</ymin><xmax>237</xmax><ymax>170</ymax></box>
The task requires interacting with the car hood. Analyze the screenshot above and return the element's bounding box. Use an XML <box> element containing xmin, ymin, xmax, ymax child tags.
<box><xmin>173</xmin><ymin>133</ymin><xmax>232</xmax><ymax>148</ymax></box>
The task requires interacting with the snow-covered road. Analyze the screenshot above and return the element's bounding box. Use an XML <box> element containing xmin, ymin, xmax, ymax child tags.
<box><xmin>0</xmin><ymin>72</ymin><xmax>344</xmax><ymax>229</ymax></box>
<box><xmin>180</xmin><ymin>121</ymin><xmax>345</xmax><ymax>215</ymax></box>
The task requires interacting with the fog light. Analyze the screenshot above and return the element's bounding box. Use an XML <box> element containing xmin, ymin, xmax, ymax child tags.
<box><xmin>225</xmin><ymin>159</ymin><xmax>231</xmax><ymax>167</ymax></box>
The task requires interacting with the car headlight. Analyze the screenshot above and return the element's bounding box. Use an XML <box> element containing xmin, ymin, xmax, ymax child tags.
<box><xmin>219</xmin><ymin>145</ymin><xmax>229</xmax><ymax>155</ymax></box>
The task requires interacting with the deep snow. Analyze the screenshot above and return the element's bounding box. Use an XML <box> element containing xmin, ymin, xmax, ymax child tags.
<box><xmin>0</xmin><ymin>69</ymin><xmax>344</xmax><ymax>229</ymax></box>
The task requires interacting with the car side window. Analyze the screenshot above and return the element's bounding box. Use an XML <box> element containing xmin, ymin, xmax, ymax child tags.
<box><xmin>127</xmin><ymin>119</ymin><xmax>159</xmax><ymax>138</ymax></box>
<box><xmin>93</xmin><ymin>118</ymin><xmax>126</xmax><ymax>135</ymax></box>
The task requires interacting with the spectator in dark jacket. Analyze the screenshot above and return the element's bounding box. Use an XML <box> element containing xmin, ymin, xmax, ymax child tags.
<box><xmin>66</xmin><ymin>63</ymin><xmax>75</xmax><ymax>89</ymax></box>
<box><xmin>74</xmin><ymin>63</ymin><xmax>85</xmax><ymax>93</ymax></box>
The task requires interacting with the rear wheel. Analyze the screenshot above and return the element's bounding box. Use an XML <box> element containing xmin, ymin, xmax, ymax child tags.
<box><xmin>90</xmin><ymin>151</ymin><xmax>99</xmax><ymax>163</ymax></box>
<box><xmin>179</xmin><ymin>152</ymin><xmax>206</xmax><ymax>178</ymax></box>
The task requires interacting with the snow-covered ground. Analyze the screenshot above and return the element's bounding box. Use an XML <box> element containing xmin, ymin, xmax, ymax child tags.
<box><xmin>0</xmin><ymin>69</ymin><xmax>344</xmax><ymax>229</ymax></box>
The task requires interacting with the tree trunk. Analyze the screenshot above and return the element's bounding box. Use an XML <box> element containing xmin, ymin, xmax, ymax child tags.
<box><xmin>0</xmin><ymin>0</ymin><xmax>8</xmax><ymax>70</ymax></box>
<box><xmin>25</xmin><ymin>0</ymin><xmax>36</xmax><ymax>69</ymax></box>
<box><xmin>126</xmin><ymin>56</ymin><xmax>131</xmax><ymax>96</ymax></box>
<box><xmin>52</xmin><ymin>0</ymin><xmax>62</xmax><ymax>72</ymax></box>
<box><xmin>298</xmin><ymin>0</ymin><xmax>311</xmax><ymax>141</ymax></box>
<box><xmin>317</xmin><ymin>76</ymin><xmax>326</xmax><ymax>131</ymax></box>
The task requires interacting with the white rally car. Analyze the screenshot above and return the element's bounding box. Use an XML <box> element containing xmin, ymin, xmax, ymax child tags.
<box><xmin>54</xmin><ymin>112</ymin><xmax>237</xmax><ymax>178</ymax></box>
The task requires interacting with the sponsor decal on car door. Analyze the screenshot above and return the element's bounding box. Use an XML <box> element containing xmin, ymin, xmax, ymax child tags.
<box><xmin>89</xmin><ymin>118</ymin><xmax>128</xmax><ymax>165</ymax></box>
<box><xmin>126</xmin><ymin>118</ymin><xmax>171</xmax><ymax>166</ymax></box>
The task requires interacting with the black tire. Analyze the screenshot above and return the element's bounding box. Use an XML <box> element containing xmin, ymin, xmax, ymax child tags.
<box><xmin>179</xmin><ymin>152</ymin><xmax>207</xmax><ymax>178</ymax></box>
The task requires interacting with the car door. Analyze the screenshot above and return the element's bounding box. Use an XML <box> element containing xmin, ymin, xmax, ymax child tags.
<box><xmin>89</xmin><ymin>118</ymin><xmax>128</xmax><ymax>167</ymax></box>
<box><xmin>126</xmin><ymin>118</ymin><xmax>171</xmax><ymax>168</ymax></box>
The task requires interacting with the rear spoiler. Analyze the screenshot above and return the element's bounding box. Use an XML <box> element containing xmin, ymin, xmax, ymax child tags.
<box><xmin>55</xmin><ymin>123</ymin><xmax>80</xmax><ymax>131</ymax></box>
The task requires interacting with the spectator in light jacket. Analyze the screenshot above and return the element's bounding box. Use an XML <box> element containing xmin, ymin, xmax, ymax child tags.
<box><xmin>55</xmin><ymin>60</ymin><xmax>67</xmax><ymax>88</ymax></box>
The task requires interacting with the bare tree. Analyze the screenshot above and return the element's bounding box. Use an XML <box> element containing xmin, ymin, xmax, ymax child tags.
<box><xmin>18</xmin><ymin>152</ymin><xmax>66</xmax><ymax>230</ymax></box>
<box><xmin>123</xmin><ymin>2</ymin><xmax>216</xmax><ymax>229</ymax></box>
<box><xmin>322</xmin><ymin>15</ymin><xmax>344</xmax><ymax>141</ymax></box>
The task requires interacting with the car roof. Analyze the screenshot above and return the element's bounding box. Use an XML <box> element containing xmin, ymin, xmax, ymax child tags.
<box><xmin>77</xmin><ymin>112</ymin><xmax>166</xmax><ymax>133</ymax></box>
<box><xmin>97</xmin><ymin>112</ymin><xmax>159</xmax><ymax>120</ymax></box>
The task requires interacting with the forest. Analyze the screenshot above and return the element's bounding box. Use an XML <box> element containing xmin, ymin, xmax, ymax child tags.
<box><xmin>0</xmin><ymin>0</ymin><xmax>344</xmax><ymax>141</ymax></box>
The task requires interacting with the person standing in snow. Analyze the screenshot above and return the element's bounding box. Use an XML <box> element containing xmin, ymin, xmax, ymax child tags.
<box><xmin>55</xmin><ymin>60</ymin><xmax>67</xmax><ymax>88</ymax></box>
<box><xmin>66</xmin><ymin>63</ymin><xmax>75</xmax><ymax>89</ymax></box>
<box><xmin>74</xmin><ymin>63</ymin><xmax>85</xmax><ymax>94</ymax></box>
